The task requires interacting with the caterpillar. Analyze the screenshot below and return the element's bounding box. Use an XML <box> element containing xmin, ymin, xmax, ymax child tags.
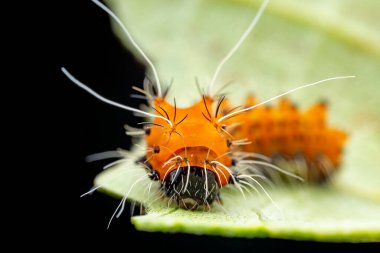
<box><xmin>64</xmin><ymin>0</ymin><xmax>353</xmax><ymax>217</ymax></box>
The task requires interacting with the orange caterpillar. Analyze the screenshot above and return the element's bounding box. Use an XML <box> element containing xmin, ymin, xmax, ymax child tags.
<box><xmin>64</xmin><ymin>0</ymin><xmax>352</xmax><ymax>212</ymax></box>
<box><xmin>139</xmin><ymin>94</ymin><xmax>346</xmax><ymax>209</ymax></box>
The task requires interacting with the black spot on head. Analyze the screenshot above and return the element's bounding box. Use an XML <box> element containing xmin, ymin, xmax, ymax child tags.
<box><xmin>153</xmin><ymin>145</ymin><xmax>160</xmax><ymax>154</ymax></box>
<box><xmin>163</xmin><ymin>167</ymin><xmax>219</xmax><ymax>210</ymax></box>
<box><xmin>144</xmin><ymin>127</ymin><xmax>151</xmax><ymax>136</ymax></box>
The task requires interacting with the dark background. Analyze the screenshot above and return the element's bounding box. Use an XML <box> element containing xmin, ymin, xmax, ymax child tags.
<box><xmin>55</xmin><ymin>0</ymin><xmax>378</xmax><ymax>250</ymax></box>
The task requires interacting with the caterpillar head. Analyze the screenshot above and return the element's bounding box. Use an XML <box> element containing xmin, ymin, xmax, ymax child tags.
<box><xmin>163</xmin><ymin>166</ymin><xmax>220</xmax><ymax>210</ymax></box>
<box><xmin>144</xmin><ymin>97</ymin><xmax>234</xmax><ymax>210</ymax></box>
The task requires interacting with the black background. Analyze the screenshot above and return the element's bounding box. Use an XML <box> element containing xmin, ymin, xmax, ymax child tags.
<box><xmin>55</xmin><ymin>0</ymin><xmax>378</xmax><ymax>250</ymax></box>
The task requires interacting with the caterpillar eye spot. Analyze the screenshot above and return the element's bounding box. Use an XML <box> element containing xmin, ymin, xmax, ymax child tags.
<box><xmin>144</xmin><ymin>126</ymin><xmax>151</xmax><ymax>136</ymax></box>
<box><xmin>153</xmin><ymin>145</ymin><xmax>160</xmax><ymax>154</ymax></box>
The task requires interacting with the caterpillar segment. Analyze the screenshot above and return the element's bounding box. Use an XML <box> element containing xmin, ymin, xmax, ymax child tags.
<box><xmin>229</xmin><ymin>96</ymin><xmax>347</xmax><ymax>182</ymax></box>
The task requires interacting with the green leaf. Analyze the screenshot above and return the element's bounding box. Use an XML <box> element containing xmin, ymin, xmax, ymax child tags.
<box><xmin>133</xmin><ymin>187</ymin><xmax>380</xmax><ymax>242</ymax></box>
<box><xmin>94</xmin><ymin>0</ymin><xmax>380</xmax><ymax>241</ymax></box>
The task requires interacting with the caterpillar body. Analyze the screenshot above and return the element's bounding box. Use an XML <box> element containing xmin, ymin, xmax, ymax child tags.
<box><xmin>65</xmin><ymin>0</ymin><xmax>352</xmax><ymax>215</ymax></box>
<box><xmin>137</xmin><ymin>93</ymin><xmax>346</xmax><ymax>210</ymax></box>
